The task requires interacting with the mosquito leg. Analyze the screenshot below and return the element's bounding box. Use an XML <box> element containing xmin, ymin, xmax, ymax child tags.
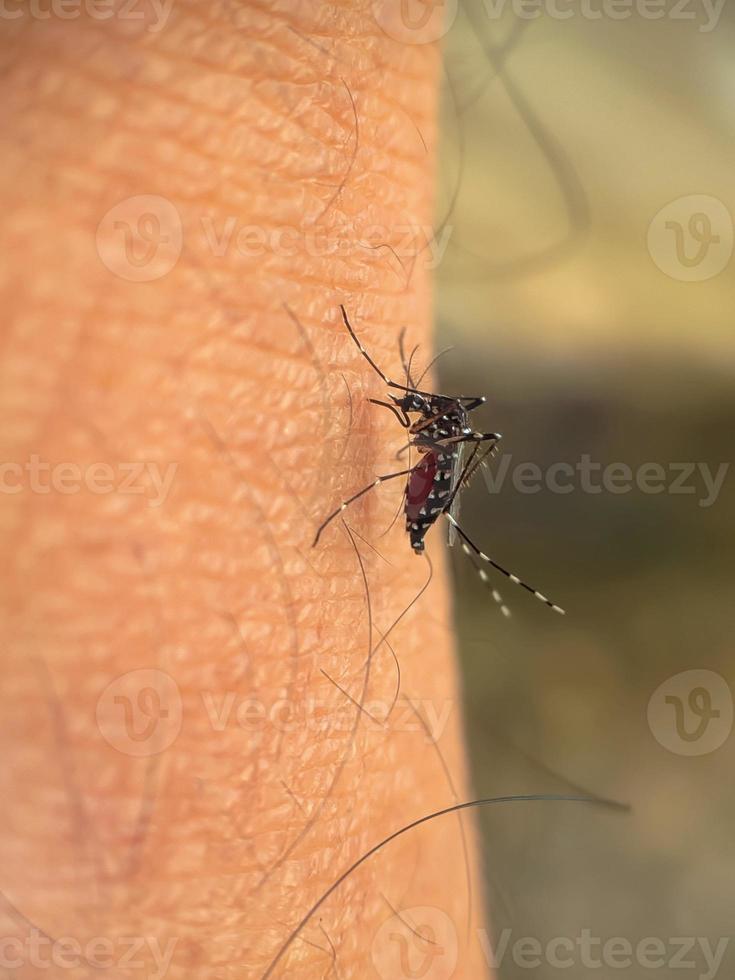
<box><xmin>340</xmin><ymin>306</ymin><xmax>491</xmax><ymax>406</ymax></box>
<box><xmin>340</xmin><ymin>305</ymin><xmax>399</xmax><ymax>386</ymax></box>
<box><xmin>439</xmin><ymin>440</ymin><xmax>499</xmax><ymax>524</ymax></box>
<box><xmin>448</xmin><ymin>443</ymin><xmax>480</xmax><ymax>505</ymax></box>
<box><xmin>368</xmin><ymin>398</ymin><xmax>410</xmax><ymax>428</ymax></box>
<box><xmin>442</xmin><ymin>430</ymin><xmax>501</xmax><ymax>446</ymax></box>
<box><xmin>444</xmin><ymin>513</ymin><xmax>566</xmax><ymax>615</ymax></box>
<box><xmin>418</xmin><ymin>431</ymin><xmax>501</xmax><ymax>452</ymax></box>
<box><xmin>339</xmin><ymin>306</ymin><xmax>443</xmax><ymax>399</ymax></box>
<box><xmin>313</xmin><ymin>467</ymin><xmax>415</xmax><ymax>547</ymax></box>
<box><xmin>455</xmin><ymin>440</ymin><xmax>502</xmax><ymax>490</ymax></box>
<box><xmin>459</xmin><ymin>544</ymin><xmax>512</xmax><ymax>618</ymax></box>
<box><xmin>396</xmin><ymin>428</ymin><xmax>501</xmax><ymax>463</ymax></box>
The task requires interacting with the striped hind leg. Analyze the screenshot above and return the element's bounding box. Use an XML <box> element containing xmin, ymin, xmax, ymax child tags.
<box><xmin>313</xmin><ymin>467</ymin><xmax>414</xmax><ymax>547</ymax></box>
<box><xmin>459</xmin><ymin>542</ymin><xmax>512</xmax><ymax>618</ymax></box>
<box><xmin>444</xmin><ymin>513</ymin><xmax>565</xmax><ymax>615</ymax></box>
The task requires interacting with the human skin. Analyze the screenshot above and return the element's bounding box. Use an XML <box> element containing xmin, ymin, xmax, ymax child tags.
<box><xmin>0</xmin><ymin>2</ymin><xmax>489</xmax><ymax>978</ymax></box>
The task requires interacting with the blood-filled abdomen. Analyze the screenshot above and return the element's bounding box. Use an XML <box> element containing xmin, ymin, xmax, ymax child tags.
<box><xmin>405</xmin><ymin>453</ymin><xmax>437</xmax><ymax>520</ymax></box>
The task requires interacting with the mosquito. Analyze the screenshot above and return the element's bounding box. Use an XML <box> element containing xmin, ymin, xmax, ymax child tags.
<box><xmin>312</xmin><ymin>306</ymin><xmax>565</xmax><ymax>615</ymax></box>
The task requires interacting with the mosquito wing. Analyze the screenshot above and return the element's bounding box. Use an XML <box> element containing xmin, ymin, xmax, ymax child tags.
<box><xmin>447</xmin><ymin>442</ymin><xmax>466</xmax><ymax>547</ymax></box>
<box><xmin>447</xmin><ymin>438</ymin><xmax>503</xmax><ymax>546</ymax></box>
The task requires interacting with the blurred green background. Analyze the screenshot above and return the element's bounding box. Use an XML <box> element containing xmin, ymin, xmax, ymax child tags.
<box><xmin>434</xmin><ymin>4</ymin><xmax>734</xmax><ymax>977</ymax></box>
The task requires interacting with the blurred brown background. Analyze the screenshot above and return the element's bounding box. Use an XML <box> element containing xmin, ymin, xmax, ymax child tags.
<box><xmin>434</xmin><ymin>3</ymin><xmax>734</xmax><ymax>977</ymax></box>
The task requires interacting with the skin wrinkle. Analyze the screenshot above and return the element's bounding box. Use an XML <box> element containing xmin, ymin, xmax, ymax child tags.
<box><xmin>195</xmin><ymin>413</ymin><xmax>303</xmax><ymax>770</ymax></box>
<box><xmin>0</xmin><ymin>3</ymin><xmax>490</xmax><ymax>978</ymax></box>
<box><xmin>257</xmin><ymin>545</ymin><xmax>436</xmax><ymax>964</ymax></box>
<box><xmin>253</xmin><ymin>523</ymin><xmax>377</xmax><ymax>891</ymax></box>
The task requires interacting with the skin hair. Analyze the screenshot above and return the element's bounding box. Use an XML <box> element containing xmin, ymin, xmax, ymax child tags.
<box><xmin>0</xmin><ymin>2</ymin><xmax>491</xmax><ymax>978</ymax></box>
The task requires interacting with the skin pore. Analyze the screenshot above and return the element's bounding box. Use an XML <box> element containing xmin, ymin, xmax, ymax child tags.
<box><xmin>0</xmin><ymin>2</ymin><xmax>490</xmax><ymax>977</ymax></box>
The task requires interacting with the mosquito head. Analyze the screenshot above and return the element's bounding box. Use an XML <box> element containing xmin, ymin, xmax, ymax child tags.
<box><xmin>390</xmin><ymin>391</ymin><xmax>429</xmax><ymax>415</ymax></box>
<box><xmin>394</xmin><ymin>392</ymin><xmax>429</xmax><ymax>414</ymax></box>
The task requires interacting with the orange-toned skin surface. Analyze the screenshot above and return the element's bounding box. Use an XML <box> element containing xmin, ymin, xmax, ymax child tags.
<box><xmin>0</xmin><ymin>3</ymin><xmax>489</xmax><ymax>977</ymax></box>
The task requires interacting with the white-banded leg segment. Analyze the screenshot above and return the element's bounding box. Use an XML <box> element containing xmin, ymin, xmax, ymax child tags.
<box><xmin>441</xmin><ymin>436</ymin><xmax>501</xmax><ymax>520</ymax></box>
<box><xmin>339</xmin><ymin>306</ymin><xmax>454</xmax><ymax>400</ymax></box>
<box><xmin>460</xmin><ymin>541</ymin><xmax>511</xmax><ymax>617</ymax></box>
<box><xmin>445</xmin><ymin>513</ymin><xmax>565</xmax><ymax>615</ymax></box>
<box><xmin>458</xmin><ymin>439</ymin><xmax>502</xmax><ymax>490</ymax></box>
<box><xmin>340</xmin><ymin>305</ymin><xmax>407</xmax><ymax>390</ymax></box>
<box><xmin>313</xmin><ymin>467</ymin><xmax>415</xmax><ymax>547</ymax></box>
